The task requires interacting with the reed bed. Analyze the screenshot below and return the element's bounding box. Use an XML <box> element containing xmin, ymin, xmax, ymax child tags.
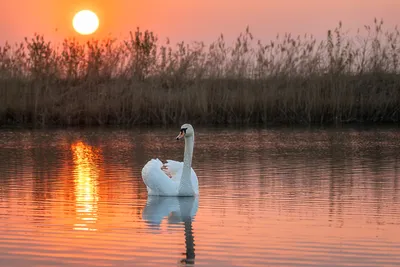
<box><xmin>0</xmin><ymin>19</ymin><xmax>399</xmax><ymax>127</ymax></box>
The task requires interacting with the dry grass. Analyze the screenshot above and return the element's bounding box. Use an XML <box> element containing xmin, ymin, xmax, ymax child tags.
<box><xmin>0</xmin><ymin>19</ymin><xmax>399</xmax><ymax>127</ymax></box>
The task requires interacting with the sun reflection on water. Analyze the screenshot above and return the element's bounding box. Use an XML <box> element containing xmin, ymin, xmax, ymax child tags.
<box><xmin>71</xmin><ymin>141</ymin><xmax>101</xmax><ymax>232</ymax></box>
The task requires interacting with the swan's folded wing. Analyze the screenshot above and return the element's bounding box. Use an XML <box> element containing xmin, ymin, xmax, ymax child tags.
<box><xmin>164</xmin><ymin>160</ymin><xmax>183</xmax><ymax>176</ymax></box>
<box><xmin>164</xmin><ymin>160</ymin><xmax>198</xmax><ymax>189</ymax></box>
<box><xmin>142</xmin><ymin>159</ymin><xmax>178</xmax><ymax>195</ymax></box>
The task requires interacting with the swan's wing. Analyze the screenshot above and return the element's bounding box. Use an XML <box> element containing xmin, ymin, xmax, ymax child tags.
<box><xmin>163</xmin><ymin>159</ymin><xmax>185</xmax><ymax>182</ymax></box>
<box><xmin>164</xmin><ymin>160</ymin><xmax>183</xmax><ymax>176</ymax></box>
<box><xmin>164</xmin><ymin>160</ymin><xmax>199</xmax><ymax>193</ymax></box>
<box><xmin>142</xmin><ymin>159</ymin><xmax>178</xmax><ymax>196</ymax></box>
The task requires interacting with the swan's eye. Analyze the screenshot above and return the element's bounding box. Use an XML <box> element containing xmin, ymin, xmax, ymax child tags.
<box><xmin>180</xmin><ymin>128</ymin><xmax>187</xmax><ymax>133</ymax></box>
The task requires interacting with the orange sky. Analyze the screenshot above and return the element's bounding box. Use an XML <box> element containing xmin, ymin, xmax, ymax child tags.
<box><xmin>1</xmin><ymin>0</ymin><xmax>399</xmax><ymax>45</ymax></box>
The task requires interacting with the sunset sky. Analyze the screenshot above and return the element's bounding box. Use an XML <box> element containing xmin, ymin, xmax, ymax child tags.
<box><xmin>1</xmin><ymin>0</ymin><xmax>399</xmax><ymax>45</ymax></box>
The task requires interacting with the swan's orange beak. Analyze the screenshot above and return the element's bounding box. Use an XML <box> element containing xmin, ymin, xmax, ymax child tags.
<box><xmin>176</xmin><ymin>130</ymin><xmax>185</xmax><ymax>140</ymax></box>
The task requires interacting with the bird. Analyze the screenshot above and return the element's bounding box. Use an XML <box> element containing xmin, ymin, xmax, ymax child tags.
<box><xmin>141</xmin><ymin>123</ymin><xmax>199</xmax><ymax>196</ymax></box>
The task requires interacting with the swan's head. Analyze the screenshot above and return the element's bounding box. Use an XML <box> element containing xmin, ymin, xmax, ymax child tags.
<box><xmin>176</xmin><ymin>123</ymin><xmax>194</xmax><ymax>140</ymax></box>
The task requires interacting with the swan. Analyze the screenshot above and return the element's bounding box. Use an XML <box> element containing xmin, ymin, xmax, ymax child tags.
<box><xmin>141</xmin><ymin>123</ymin><xmax>199</xmax><ymax>196</ymax></box>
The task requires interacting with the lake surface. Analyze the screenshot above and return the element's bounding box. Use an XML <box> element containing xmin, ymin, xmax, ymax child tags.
<box><xmin>0</xmin><ymin>126</ymin><xmax>399</xmax><ymax>267</ymax></box>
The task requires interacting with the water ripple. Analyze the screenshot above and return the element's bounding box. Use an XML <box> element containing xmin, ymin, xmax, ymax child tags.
<box><xmin>0</xmin><ymin>127</ymin><xmax>399</xmax><ymax>266</ymax></box>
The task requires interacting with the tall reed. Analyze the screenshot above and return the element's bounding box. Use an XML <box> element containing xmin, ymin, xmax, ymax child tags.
<box><xmin>0</xmin><ymin>19</ymin><xmax>399</xmax><ymax>127</ymax></box>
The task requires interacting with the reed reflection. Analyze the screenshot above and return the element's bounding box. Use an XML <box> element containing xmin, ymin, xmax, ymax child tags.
<box><xmin>143</xmin><ymin>196</ymin><xmax>198</xmax><ymax>265</ymax></box>
<box><xmin>71</xmin><ymin>141</ymin><xmax>101</xmax><ymax>232</ymax></box>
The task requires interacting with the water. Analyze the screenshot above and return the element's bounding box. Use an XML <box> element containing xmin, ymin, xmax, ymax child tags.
<box><xmin>0</xmin><ymin>126</ymin><xmax>399</xmax><ymax>267</ymax></box>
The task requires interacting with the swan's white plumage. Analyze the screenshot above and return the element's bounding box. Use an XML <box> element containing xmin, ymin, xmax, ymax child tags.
<box><xmin>164</xmin><ymin>160</ymin><xmax>183</xmax><ymax>178</ymax></box>
<box><xmin>142</xmin><ymin>159</ymin><xmax>178</xmax><ymax>195</ymax></box>
<box><xmin>141</xmin><ymin>124</ymin><xmax>199</xmax><ymax>196</ymax></box>
<box><xmin>141</xmin><ymin>158</ymin><xmax>199</xmax><ymax>196</ymax></box>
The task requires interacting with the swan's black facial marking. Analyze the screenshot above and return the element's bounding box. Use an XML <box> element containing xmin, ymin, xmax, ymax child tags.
<box><xmin>176</xmin><ymin>128</ymin><xmax>187</xmax><ymax>140</ymax></box>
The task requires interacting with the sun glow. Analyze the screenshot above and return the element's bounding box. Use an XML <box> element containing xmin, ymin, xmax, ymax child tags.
<box><xmin>72</xmin><ymin>10</ymin><xmax>99</xmax><ymax>35</ymax></box>
<box><xmin>71</xmin><ymin>141</ymin><xmax>100</xmax><ymax>231</ymax></box>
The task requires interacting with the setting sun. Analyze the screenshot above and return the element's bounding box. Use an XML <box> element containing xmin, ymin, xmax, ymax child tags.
<box><xmin>72</xmin><ymin>10</ymin><xmax>99</xmax><ymax>35</ymax></box>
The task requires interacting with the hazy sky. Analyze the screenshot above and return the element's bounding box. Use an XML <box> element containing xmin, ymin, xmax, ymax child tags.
<box><xmin>1</xmin><ymin>0</ymin><xmax>399</xmax><ymax>46</ymax></box>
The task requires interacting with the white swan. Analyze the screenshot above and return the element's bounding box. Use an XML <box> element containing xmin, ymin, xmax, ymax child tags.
<box><xmin>141</xmin><ymin>123</ymin><xmax>199</xmax><ymax>196</ymax></box>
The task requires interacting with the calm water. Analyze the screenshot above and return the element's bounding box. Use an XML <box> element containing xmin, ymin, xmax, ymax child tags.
<box><xmin>0</xmin><ymin>126</ymin><xmax>399</xmax><ymax>267</ymax></box>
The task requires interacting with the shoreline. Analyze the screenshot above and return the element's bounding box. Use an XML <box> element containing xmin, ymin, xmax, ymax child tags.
<box><xmin>1</xmin><ymin>119</ymin><xmax>399</xmax><ymax>130</ymax></box>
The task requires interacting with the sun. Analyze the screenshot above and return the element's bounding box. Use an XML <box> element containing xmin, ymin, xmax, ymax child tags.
<box><xmin>72</xmin><ymin>10</ymin><xmax>99</xmax><ymax>35</ymax></box>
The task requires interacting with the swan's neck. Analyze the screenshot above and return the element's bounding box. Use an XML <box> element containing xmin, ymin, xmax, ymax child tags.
<box><xmin>179</xmin><ymin>135</ymin><xmax>194</xmax><ymax>195</ymax></box>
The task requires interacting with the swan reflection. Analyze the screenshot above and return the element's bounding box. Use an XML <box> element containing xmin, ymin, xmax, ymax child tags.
<box><xmin>71</xmin><ymin>141</ymin><xmax>100</xmax><ymax>232</ymax></box>
<box><xmin>143</xmin><ymin>196</ymin><xmax>198</xmax><ymax>265</ymax></box>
